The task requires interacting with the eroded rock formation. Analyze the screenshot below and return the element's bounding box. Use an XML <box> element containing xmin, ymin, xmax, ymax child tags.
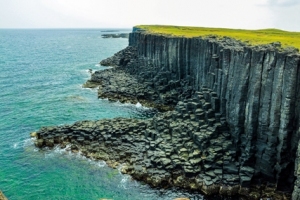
<box><xmin>127</xmin><ymin>31</ymin><xmax>300</xmax><ymax>196</ymax></box>
<box><xmin>33</xmin><ymin>28</ymin><xmax>300</xmax><ymax>199</ymax></box>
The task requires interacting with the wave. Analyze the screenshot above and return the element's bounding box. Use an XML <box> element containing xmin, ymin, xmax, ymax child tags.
<box><xmin>43</xmin><ymin>144</ymin><xmax>107</xmax><ymax>169</ymax></box>
<box><xmin>118</xmin><ymin>175</ymin><xmax>131</xmax><ymax>189</ymax></box>
<box><xmin>113</xmin><ymin>101</ymin><xmax>151</xmax><ymax>110</ymax></box>
<box><xmin>12</xmin><ymin>138</ymin><xmax>35</xmax><ymax>149</ymax></box>
<box><xmin>135</xmin><ymin>102</ymin><xmax>142</xmax><ymax>108</ymax></box>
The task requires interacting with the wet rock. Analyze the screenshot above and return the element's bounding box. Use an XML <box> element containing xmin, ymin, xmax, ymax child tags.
<box><xmin>30</xmin><ymin>132</ymin><xmax>37</xmax><ymax>137</ymax></box>
<box><xmin>35</xmin><ymin>139</ymin><xmax>44</xmax><ymax>147</ymax></box>
<box><xmin>31</xmin><ymin>30</ymin><xmax>300</xmax><ymax>199</ymax></box>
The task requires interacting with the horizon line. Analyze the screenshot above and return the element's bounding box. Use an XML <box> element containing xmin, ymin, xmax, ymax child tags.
<box><xmin>0</xmin><ymin>27</ymin><xmax>132</xmax><ymax>30</ymax></box>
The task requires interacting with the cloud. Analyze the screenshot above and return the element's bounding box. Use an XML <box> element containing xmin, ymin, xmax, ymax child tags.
<box><xmin>260</xmin><ymin>0</ymin><xmax>300</xmax><ymax>31</ymax></box>
<box><xmin>270</xmin><ymin>4</ymin><xmax>300</xmax><ymax>31</ymax></box>
<box><xmin>0</xmin><ymin>0</ymin><xmax>290</xmax><ymax>30</ymax></box>
<box><xmin>269</xmin><ymin>0</ymin><xmax>300</xmax><ymax>6</ymax></box>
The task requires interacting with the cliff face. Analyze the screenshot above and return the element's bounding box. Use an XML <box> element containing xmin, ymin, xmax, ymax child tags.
<box><xmin>129</xmin><ymin>31</ymin><xmax>300</xmax><ymax>193</ymax></box>
<box><xmin>33</xmin><ymin>29</ymin><xmax>300</xmax><ymax>199</ymax></box>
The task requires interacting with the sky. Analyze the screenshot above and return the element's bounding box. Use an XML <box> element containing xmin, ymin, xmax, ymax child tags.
<box><xmin>0</xmin><ymin>0</ymin><xmax>299</xmax><ymax>31</ymax></box>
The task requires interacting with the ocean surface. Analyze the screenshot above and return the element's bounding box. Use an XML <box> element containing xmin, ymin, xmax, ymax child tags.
<box><xmin>0</xmin><ymin>29</ymin><xmax>205</xmax><ymax>200</ymax></box>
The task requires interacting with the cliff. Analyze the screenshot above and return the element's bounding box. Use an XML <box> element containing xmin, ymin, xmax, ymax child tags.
<box><xmin>129</xmin><ymin>30</ymin><xmax>300</xmax><ymax>195</ymax></box>
<box><xmin>33</xmin><ymin>27</ymin><xmax>300</xmax><ymax>199</ymax></box>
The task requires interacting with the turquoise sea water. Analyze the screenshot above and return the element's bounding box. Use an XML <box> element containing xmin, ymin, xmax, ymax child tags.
<box><xmin>0</xmin><ymin>29</ymin><xmax>204</xmax><ymax>200</ymax></box>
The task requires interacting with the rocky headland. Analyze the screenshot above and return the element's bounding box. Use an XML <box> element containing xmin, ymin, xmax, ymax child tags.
<box><xmin>101</xmin><ymin>33</ymin><xmax>129</xmax><ymax>38</ymax></box>
<box><xmin>32</xmin><ymin>27</ymin><xmax>300</xmax><ymax>199</ymax></box>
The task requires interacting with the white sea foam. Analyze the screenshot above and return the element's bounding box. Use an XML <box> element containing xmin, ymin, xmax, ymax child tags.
<box><xmin>118</xmin><ymin>175</ymin><xmax>131</xmax><ymax>189</ymax></box>
<box><xmin>135</xmin><ymin>102</ymin><xmax>142</xmax><ymax>108</ymax></box>
<box><xmin>12</xmin><ymin>138</ymin><xmax>35</xmax><ymax>149</ymax></box>
<box><xmin>99</xmin><ymin>98</ymin><xmax>109</xmax><ymax>101</ymax></box>
<box><xmin>81</xmin><ymin>87</ymin><xmax>96</xmax><ymax>91</ymax></box>
<box><xmin>117</xmin><ymin>163</ymin><xmax>126</xmax><ymax>174</ymax></box>
<box><xmin>23</xmin><ymin>138</ymin><xmax>35</xmax><ymax>147</ymax></box>
<box><xmin>89</xmin><ymin>160</ymin><xmax>106</xmax><ymax>168</ymax></box>
<box><xmin>43</xmin><ymin>144</ymin><xmax>107</xmax><ymax>168</ymax></box>
<box><xmin>44</xmin><ymin>144</ymin><xmax>71</xmax><ymax>159</ymax></box>
<box><xmin>116</xmin><ymin>164</ymin><xmax>138</xmax><ymax>190</ymax></box>
<box><xmin>113</xmin><ymin>101</ymin><xmax>150</xmax><ymax>110</ymax></box>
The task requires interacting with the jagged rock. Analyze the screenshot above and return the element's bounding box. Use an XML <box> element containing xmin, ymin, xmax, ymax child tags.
<box><xmin>100</xmin><ymin>46</ymin><xmax>137</xmax><ymax>67</ymax></box>
<box><xmin>30</xmin><ymin>132</ymin><xmax>37</xmax><ymax>137</ymax></box>
<box><xmin>35</xmin><ymin>139</ymin><xmax>44</xmax><ymax>147</ymax></box>
<box><xmin>31</xmin><ymin>29</ymin><xmax>300</xmax><ymax>199</ymax></box>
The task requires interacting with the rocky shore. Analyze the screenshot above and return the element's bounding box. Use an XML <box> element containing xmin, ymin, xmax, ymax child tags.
<box><xmin>32</xmin><ymin>90</ymin><xmax>290</xmax><ymax>199</ymax></box>
<box><xmin>32</xmin><ymin>28</ymin><xmax>300</xmax><ymax>199</ymax></box>
<box><xmin>83</xmin><ymin>46</ymin><xmax>193</xmax><ymax>111</ymax></box>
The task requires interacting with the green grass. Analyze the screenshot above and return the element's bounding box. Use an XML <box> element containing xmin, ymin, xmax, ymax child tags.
<box><xmin>135</xmin><ymin>25</ymin><xmax>300</xmax><ymax>50</ymax></box>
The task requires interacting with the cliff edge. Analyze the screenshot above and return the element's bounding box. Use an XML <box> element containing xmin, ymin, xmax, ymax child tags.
<box><xmin>128</xmin><ymin>28</ymin><xmax>300</xmax><ymax>197</ymax></box>
<box><xmin>33</xmin><ymin>26</ymin><xmax>300</xmax><ymax>199</ymax></box>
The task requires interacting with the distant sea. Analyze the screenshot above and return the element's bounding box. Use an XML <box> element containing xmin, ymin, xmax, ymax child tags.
<box><xmin>0</xmin><ymin>29</ymin><xmax>204</xmax><ymax>200</ymax></box>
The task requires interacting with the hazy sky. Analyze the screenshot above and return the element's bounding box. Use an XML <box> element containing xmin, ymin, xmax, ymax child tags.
<box><xmin>0</xmin><ymin>0</ymin><xmax>299</xmax><ymax>31</ymax></box>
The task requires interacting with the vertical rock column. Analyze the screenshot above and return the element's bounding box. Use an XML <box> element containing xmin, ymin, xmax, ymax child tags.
<box><xmin>129</xmin><ymin>31</ymin><xmax>300</xmax><ymax>191</ymax></box>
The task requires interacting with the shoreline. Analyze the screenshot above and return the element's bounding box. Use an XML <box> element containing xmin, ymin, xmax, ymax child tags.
<box><xmin>31</xmin><ymin>91</ymin><xmax>290</xmax><ymax>199</ymax></box>
<box><xmin>31</xmin><ymin>28</ymin><xmax>300</xmax><ymax>199</ymax></box>
<box><xmin>31</xmin><ymin>97</ymin><xmax>290</xmax><ymax>199</ymax></box>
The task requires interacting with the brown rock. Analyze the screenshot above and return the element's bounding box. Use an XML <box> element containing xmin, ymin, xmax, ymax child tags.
<box><xmin>0</xmin><ymin>190</ymin><xmax>8</xmax><ymax>200</ymax></box>
<box><xmin>35</xmin><ymin>139</ymin><xmax>44</xmax><ymax>147</ymax></box>
<box><xmin>30</xmin><ymin>132</ymin><xmax>37</xmax><ymax>137</ymax></box>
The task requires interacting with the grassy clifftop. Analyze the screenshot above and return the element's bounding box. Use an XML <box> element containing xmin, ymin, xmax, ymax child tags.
<box><xmin>135</xmin><ymin>25</ymin><xmax>300</xmax><ymax>50</ymax></box>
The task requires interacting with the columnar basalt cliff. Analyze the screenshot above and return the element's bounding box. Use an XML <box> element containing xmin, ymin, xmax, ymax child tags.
<box><xmin>129</xmin><ymin>30</ymin><xmax>300</xmax><ymax>190</ymax></box>
<box><xmin>33</xmin><ymin>29</ymin><xmax>300</xmax><ymax>199</ymax></box>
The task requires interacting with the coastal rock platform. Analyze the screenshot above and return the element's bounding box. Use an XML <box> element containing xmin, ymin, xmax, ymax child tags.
<box><xmin>32</xmin><ymin>91</ymin><xmax>289</xmax><ymax>199</ymax></box>
<box><xmin>32</xmin><ymin>29</ymin><xmax>300</xmax><ymax>199</ymax></box>
<box><xmin>84</xmin><ymin>46</ymin><xmax>193</xmax><ymax>111</ymax></box>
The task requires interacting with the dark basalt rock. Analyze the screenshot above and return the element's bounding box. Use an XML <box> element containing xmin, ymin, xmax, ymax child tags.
<box><xmin>88</xmin><ymin>46</ymin><xmax>192</xmax><ymax>111</ymax></box>
<box><xmin>128</xmin><ymin>31</ymin><xmax>300</xmax><ymax>197</ymax></box>
<box><xmin>100</xmin><ymin>46</ymin><xmax>137</xmax><ymax>67</ymax></box>
<box><xmin>33</xmin><ymin>29</ymin><xmax>300</xmax><ymax>199</ymax></box>
<box><xmin>32</xmin><ymin>90</ymin><xmax>291</xmax><ymax>199</ymax></box>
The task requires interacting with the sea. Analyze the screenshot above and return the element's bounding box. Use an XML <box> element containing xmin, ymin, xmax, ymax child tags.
<box><xmin>0</xmin><ymin>29</ymin><xmax>206</xmax><ymax>200</ymax></box>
